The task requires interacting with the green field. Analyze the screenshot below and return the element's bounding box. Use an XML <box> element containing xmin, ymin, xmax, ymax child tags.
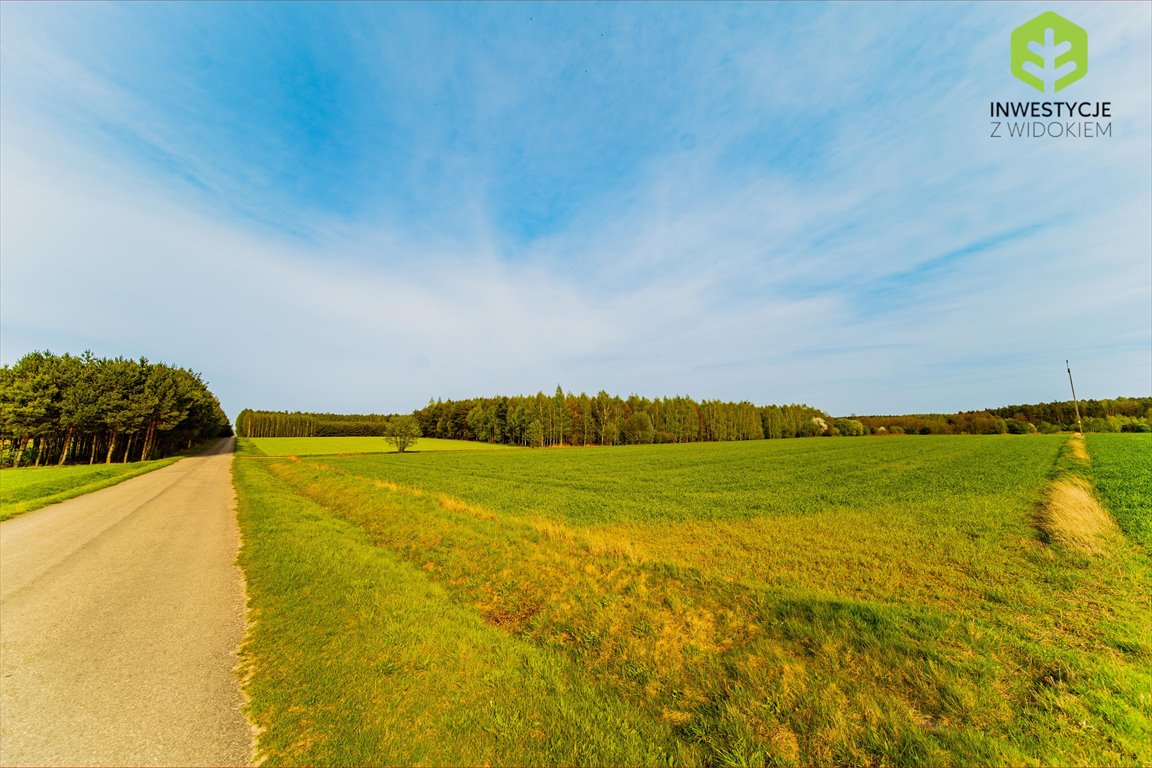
<box><xmin>237</xmin><ymin>436</ymin><xmax>515</xmax><ymax>457</ymax></box>
<box><xmin>1088</xmin><ymin>432</ymin><xmax>1152</xmax><ymax>549</ymax></box>
<box><xmin>0</xmin><ymin>458</ymin><xmax>180</xmax><ymax>521</ymax></box>
<box><xmin>234</xmin><ymin>435</ymin><xmax>1152</xmax><ymax>766</ymax></box>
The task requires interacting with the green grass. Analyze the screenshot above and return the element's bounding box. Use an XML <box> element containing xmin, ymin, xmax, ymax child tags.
<box><xmin>316</xmin><ymin>434</ymin><xmax>1061</xmax><ymax>523</ymax></box>
<box><xmin>235</xmin><ymin>435</ymin><xmax>1152</xmax><ymax>765</ymax></box>
<box><xmin>1087</xmin><ymin>432</ymin><xmax>1152</xmax><ymax>549</ymax></box>
<box><xmin>0</xmin><ymin>458</ymin><xmax>180</xmax><ymax>521</ymax></box>
<box><xmin>237</xmin><ymin>436</ymin><xmax>515</xmax><ymax>457</ymax></box>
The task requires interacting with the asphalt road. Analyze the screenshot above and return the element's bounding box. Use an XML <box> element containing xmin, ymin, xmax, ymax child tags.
<box><xmin>0</xmin><ymin>439</ymin><xmax>253</xmax><ymax>767</ymax></box>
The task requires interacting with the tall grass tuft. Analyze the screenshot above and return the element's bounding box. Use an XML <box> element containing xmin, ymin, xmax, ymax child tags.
<box><xmin>1037</xmin><ymin>476</ymin><xmax>1119</xmax><ymax>555</ymax></box>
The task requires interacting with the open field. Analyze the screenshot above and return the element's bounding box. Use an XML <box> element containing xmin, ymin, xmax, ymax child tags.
<box><xmin>234</xmin><ymin>435</ymin><xmax>1152</xmax><ymax>765</ymax></box>
<box><xmin>0</xmin><ymin>458</ymin><xmax>180</xmax><ymax>521</ymax></box>
<box><xmin>237</xmin><ymin>436</ymin><xmax>515</xmax><ymax>457</ymax></box>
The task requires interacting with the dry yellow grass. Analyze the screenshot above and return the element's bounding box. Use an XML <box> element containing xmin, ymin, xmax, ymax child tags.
<box><xmin>1038</xmin><ymin>476</ymin><xmax>1119</xmax><ymax>556</ymax></box>
<box><xmin>1066</xmin><ymin>436</ymin><xmax>1091</xmax><ymax>463</ymax></box>
<box><xmin>434</xmin><ymin>492</ymin><xmax>497</xmax><ymax>521</ymax></box>
<box><xmin>589</xmin><ymin>513</ymin><xmax>978</xmax><ymax>611</ymax></box>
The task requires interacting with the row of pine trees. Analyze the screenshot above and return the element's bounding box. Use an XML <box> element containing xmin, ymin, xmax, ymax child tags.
<box><xmin>1</xmin><ymin>351</ymin><xmax>231</xmax><ymax>467</ymax></box>
<box><xmin>233</xmin><ymin>410</ymin><xmax>394</xmax><ymax>438</ymax></box>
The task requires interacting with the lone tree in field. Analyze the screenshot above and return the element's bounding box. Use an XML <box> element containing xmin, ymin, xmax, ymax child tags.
<box><xmin>384</xmin><ymin>414</ymin><xmax>421</xmax><ymax>453</ymax></box>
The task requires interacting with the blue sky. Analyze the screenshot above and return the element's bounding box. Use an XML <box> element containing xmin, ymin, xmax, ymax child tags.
<box><xmin>2</xmin><ymin>1</ymin><xmax>1149</xmax><ymax>418</ymax></box>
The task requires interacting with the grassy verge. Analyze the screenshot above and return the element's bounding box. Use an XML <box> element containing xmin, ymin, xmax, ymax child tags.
<box><xmin>234</xmin><ymin>456</ymin><xmax>686</xmax><ymax>765</ymax></box>
<box><xmin>237</xmin><ymin>436</ymin><xmax>515</xmax><ymax>457</ymax></box>
<box><xmin>0</xmin><ymin>458</ymin><xmax>180</xmax><ymax>521</ymax></box>
<box><xmin>235</xmin><ymin>436</ymin><xmax>1152</xmax><ymax>765</ymax></box>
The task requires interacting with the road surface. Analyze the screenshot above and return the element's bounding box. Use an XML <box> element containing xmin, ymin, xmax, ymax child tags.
<box><xmin>0</xmin><ymin>439</ymin><xmax>253</xmax><ymax>766</ymax></box>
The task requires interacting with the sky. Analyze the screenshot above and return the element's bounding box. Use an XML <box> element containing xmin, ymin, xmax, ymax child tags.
<box><xmin>1</xmin><ymin>1</ymin><xmax>1149</xmax><ymax>419</ymax></box>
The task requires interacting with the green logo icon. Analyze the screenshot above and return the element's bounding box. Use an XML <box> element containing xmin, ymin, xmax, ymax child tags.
<box><xmin>1011</xmin><ymin>12</ymin><xmax>1087</xmax><ymax>94</ymax></box>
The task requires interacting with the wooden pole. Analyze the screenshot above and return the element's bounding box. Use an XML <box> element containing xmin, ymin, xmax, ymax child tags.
<box><xmin>1066</xmin><ymin>360</ymin><xmax>1084</xmax><ymax>435</ymax></box>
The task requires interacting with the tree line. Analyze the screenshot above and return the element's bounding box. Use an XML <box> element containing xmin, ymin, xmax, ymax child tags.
<box><xmin>1</xmin><ymin>351</ymin><xmax>232</xmax><ymax>467</ymax></box>
<box><xmin>415</xmin><ymin>389</ymin><xmax>831</xmax><ymax>447</ymax></box>
<box><xmin>858</xmin><ymin>397</ymin><xmax>1152</xmax><ymax>436</ymax></box>
<box><xmin>234</xmin><ymin>410</ymin><xmax>394</xmax><ymax>438</ymax></box>
<box><xmin>235</xmin><ymin>394</ymin><xmax>1152</xmax><ymax>448</ymax></box>
<box><xmin>989</xmin><ymin>398</ymin><xmax>1152</xmax><ymax>433</ymax></box>
<box><xmin>236</xmin><ymin>391</ymin><xmax>831</xmax><ymax>446</ymax></box>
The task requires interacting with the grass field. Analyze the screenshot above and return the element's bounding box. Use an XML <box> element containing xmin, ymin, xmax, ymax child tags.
<box><xmin>237</xmin><ymin>436</ymin><xmax>515</xmax><ymax>457</ymax></box>
<box><xmin>0</xmin><ymin>458</ymin><xmax>180</xmax><ymax>521</ymax></box>
<box><xmin>234</xmin><ymin>434</ymin><xmax>1152</xmax><ymax>766</ymax></box>
<box><xmin>1088</xmin><ymin>432</ymin><xmax>1152</xmax><ymax>549</ymax></box>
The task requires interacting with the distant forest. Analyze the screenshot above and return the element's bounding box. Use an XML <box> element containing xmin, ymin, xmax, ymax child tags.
<box><xmin>237</xmin><ymin>392</ymin><xmax>1152</xmax><ymax>446</ymax></box>
<box><xmin>1</xmin><ymin>351</ymin><xmax>232</xmax><ymax>467</ymax></box>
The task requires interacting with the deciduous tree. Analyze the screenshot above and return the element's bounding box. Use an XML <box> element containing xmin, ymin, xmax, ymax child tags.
<box><xmin>384</xmin><ymin>415</ymin><xmax>421</xmax><ymax>453</ymax></box>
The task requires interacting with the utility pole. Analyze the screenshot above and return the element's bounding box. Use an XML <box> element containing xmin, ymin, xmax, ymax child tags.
<box><xmin>1066</xmin><ymin>360</ymin><xmax>1084</xmax><ymax>435</ymax></box>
